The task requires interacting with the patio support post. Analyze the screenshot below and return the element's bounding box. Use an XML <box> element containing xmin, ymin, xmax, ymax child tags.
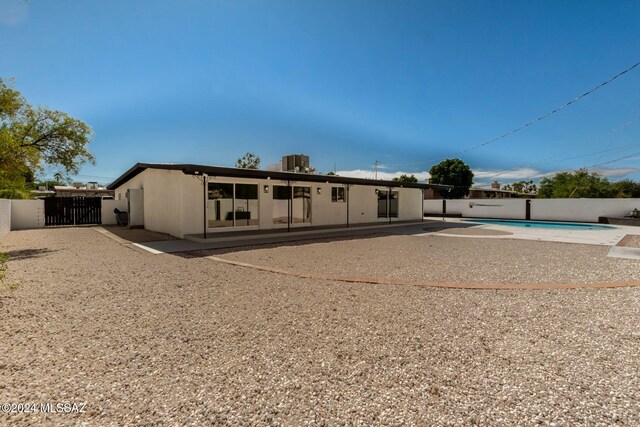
<box><xmin>421</xmin><ymin>189</ymin><xmax>424</xmax><ymax>222</ymax></box>
<box><xmin>203</xmin><ymin>173</ymin><xmax>207</xmax><ymax>239</ymax></box>
<box><xmin>287</xmin><ymin>180</ymin><xmax>291</xmax><ymax>232</ymax></box>
<box><xmin>194</xmin><ymin>173</ymin><xmax>210</xmax><ymax>239</ymax></box>
<box><xmin>345</xmin><ymin>184</ymin><xmax>352</xmax><ymax>227</ymax></box>
<box><xmin>388</xmin><ymin>186</ymin><xmax>392</xmax><ymax>225</ymax></box>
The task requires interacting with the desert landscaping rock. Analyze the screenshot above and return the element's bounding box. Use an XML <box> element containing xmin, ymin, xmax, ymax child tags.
<box><xmin>211</xmin><ymin>233</ymin><xmax>640</xmax><ymax>285</ymax></box>
<box><xmin>619</xmin><ymin>234</ymin><xmax>640</xmax><ymax>248</ymax></box>
<box><xmin>1</xmin><ymin>228</ymin><xmax>639</xmax><ymax>426</ymax></box>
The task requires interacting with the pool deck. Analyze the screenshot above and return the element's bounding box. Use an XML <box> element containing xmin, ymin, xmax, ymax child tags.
<box><xmin>423</xmin><ymin>216</ymin><xmax>640</xmax><ymax>247</ymax></box>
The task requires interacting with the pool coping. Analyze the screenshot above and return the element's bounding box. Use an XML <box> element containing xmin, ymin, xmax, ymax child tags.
<box><xmin>463</xmin><ymin>219</ymin><xmax>618</xmax><ymax>230</ymax></box>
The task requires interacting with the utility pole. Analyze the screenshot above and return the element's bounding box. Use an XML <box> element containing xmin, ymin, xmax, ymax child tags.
<box><xmin>374</xmin><ymin>160</ymin><xmax>378</xmax><ymax>180</ymax></box>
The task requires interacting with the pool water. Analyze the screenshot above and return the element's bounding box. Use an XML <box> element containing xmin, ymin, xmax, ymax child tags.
<box><xmin>466</xmin><ymin>219</ymin><xmax>616</xmax><ymax>230</ymax></box>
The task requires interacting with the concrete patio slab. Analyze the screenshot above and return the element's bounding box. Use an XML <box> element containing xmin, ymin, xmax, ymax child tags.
<box><xmin>127</xmin><ymin>221</ymin><xmax>440</xmax><ymax>254</ymax></box>
<box><xmin>607</xmin><ymin>246</ymin><xmax>640</xmax><ymax>260</ymax></box>
<box><xmin>418</xmin><ymin>218</ymin><xmax>640</xmax><ymax>246</ymax></box>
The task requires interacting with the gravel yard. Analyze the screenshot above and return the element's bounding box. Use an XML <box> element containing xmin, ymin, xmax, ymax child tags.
<box><xmin>619</xmin><ymin>234</ymin><xmax>640</xmax><ymax>248</ymax></box>
<box><xmin>1</xmin><ymin>227</ymin><xmax>639</xmax><ymax>426</ymax></box>
<box><xmin>213</xmin><ymin>233</ymin><xmax>640</xmax><ymax>285</ymax></box>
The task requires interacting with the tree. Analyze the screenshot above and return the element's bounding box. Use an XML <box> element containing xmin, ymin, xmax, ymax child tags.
<box><xmin>613</xmin><ymin>179</ymin><xmax>640</xmax><ymax>198</ymax></box>
<box><xmin>326</xmin><ymin>171</ymin><xmax>336</xmax><ymax>176</ymax></box>
<box><xmin>503</xmin><ymin>180</ymin><xmax>537</xmax><ymax>195</ymax></box>
<box><xmin>392</xmin><ymin>174</ymin><xmax>418</xmax><ymax>183</ymax></box>
<box><xmin>0</xmin><ymin>77</ymin><xmax>94</xmax><ymax>198</ymax></box>
<box><xmin>235</xmin><ymin>152</ymin><xmax>260</xmax><ymax>169</ymax></box>
<box><xmin>537</xmin><ymin>169</ymin><xmax>616</xmax><ymax>198</ymax></box>
<box><xmin>428</xmin><ymin>158</ymin><xmax>474</xmax><ymax>198</ymax></box>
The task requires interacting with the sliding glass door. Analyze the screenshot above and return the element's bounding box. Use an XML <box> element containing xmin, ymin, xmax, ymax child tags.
<box><xmin>292</xmin><ymin>186</ymin><xmax>311</xmax><ymax>223</ymax></box>
<box><xmin>389</xmin><ymin>191</ymin><xmax>398</xmax><ymax>218</ymax></box>
<box><xmin>272</xmin><ymin>185</ymin><xmax>312</xmax><ymax>225</ymax></box>
<box><xmin>272</xmin><ymin>186</ymin><xmax>290</xmax><ymax>225</ymax></box>
<box><xmin>208</xmin><ymin>183</ymin><xmax>259</xmax><ymax>229</ymax></box>
<box><xmin>208</xmin><ymin>183</ymin><xmax>234</xmax><ymax>228</ymax></box>
<box><xmin>377</xmin><ymin>190</ymin><xmax>388</xmax><ymax>218</ymax></box>
<box><xmin>377</xmin><ymin>190</ymin><xmax>398</xmax><ymax>219</ymax></box>
<box><xmin>235</xmin><ymin>184</ymin><xmax>259</xmax><ymax>226</ymax></box>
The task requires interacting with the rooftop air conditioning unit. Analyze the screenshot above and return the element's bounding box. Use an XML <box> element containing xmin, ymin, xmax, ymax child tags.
<box><xmin>281</xmin><ymin>154</ymin><xmax>310</xmax><ymax>172</ymax></box>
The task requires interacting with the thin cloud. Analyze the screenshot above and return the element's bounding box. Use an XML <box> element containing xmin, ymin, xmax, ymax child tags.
<box><xmin>335</xmin><ymin>165</ymin><xmax>640</xmax><ymax>184</ymax></box>
<box><xmin>473</xmin><ymin>168</ymin><xmax>545</xmax><ymax>180</ymax></box>
<box><xmin>336</xmin><ymin>169</ymin><xmax>431</xmax><ymax>181</ymax></box>
<box><xmin>594</xmin><ymin>167</ymin><xmax>640</xmax><ymax>177</ymax></box>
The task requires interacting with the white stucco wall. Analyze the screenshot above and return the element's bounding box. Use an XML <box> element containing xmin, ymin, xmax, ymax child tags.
<box><xmin>0</xmin><ymin>199</ymin><xmax>10</xmax><ymax>239</ymax></box>
<box><xmin>398</xmin><ymin>187</ymin><xmax>423</xmax><ymax>221</ymax></box>
<box><xmin>424</xmin><ymin>199</ymin><xmax>445</xmax><ymax>215</ymax></box>
<box><xmin>101</xmin><ymin>199</ymin><xmax>129</xmax><ymax>225</ymax></box>
<box><xmin>181</xmin><ymin>174</ymin><xmax>206</xmax><ymax>237</ymax></box>
<box><xmin>113</xmin><ymin>169</ymin><xmax>428</xmax><ymax>237</ymax></box>
<box><xmin>424</xmin><ymin>197</ymin><xmax>640</xmax><ymax>223</ymax></box>
<box><xmin>444</xmin><ymin>199</ymin><xmax>528</xmax><ymax>219</ymax></box>
<box><xmin>531</xmin><ymin>199</ymin><xmax>640</xmax><ymax>222</ymax></box>
<box><xmin>11</xmin><ymin>200</ymin><xmax>45</xmax><ymax>230</ymax></box>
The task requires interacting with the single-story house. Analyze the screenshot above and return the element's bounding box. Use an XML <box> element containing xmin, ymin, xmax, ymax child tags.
<box><xmin>107</xmin><ymin>163</ymin><xmax>452</xmax><ymax>238</ymax></box>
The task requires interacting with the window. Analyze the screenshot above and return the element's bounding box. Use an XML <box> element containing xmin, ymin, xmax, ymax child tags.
<box><xmin>377</xmin><ymin>189</ymin><xmax>399</xmax><ymax>218</ymax></box>
<box><xmin>331</xmin><ymin>187</ymin><xmax>345</xmax><ymax>202</ymax></box>
<box><xmin>292</xmin><ymin>186</ymin><xmax>311</xmax><ymax>223</ymax></box>
<box><xmin>234</xmin><ymin>184</ymin><xmax>259</xmax><ymax>226</ymax></box>
<box><xmin>272</xmin><ymin>185</ymin><xmax>312</xmax><ymax>225</ymax></box>
<box><xmin>272</xmin><ymin>185</ymin><xmax>291</xmax><ymax>225</ymax></box>
<box><xmin>208</xmin><ymin>183</ymin><xmax>259</xmax><ymax>228</ymax></box>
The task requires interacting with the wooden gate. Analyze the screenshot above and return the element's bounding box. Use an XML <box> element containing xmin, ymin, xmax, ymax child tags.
<box><xmin>44</xmin><ymin>197</ymin><xmax>102</xmax><ymax>226</ymax></box>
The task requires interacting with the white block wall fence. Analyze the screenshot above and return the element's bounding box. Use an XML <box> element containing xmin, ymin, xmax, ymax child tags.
<box><xmin>424</xmin><ymin>198</ymin><xmax>640</xmax><ymax>223</ymax></box>
<box><xmin>530</xmin><ymin>199</ymin><xmax>640</xmax><ymax>222</ymax></box>
<box><xmin>11</xmin><ymin>200</ymin><xmax>45</xmax><ymax>230</ymax></box>
<box><xmin>0</xmin><ymin>199</ymin><xmax>130</xmax><ymax>239</ymax></box>
<box><xmin>0</xmin><ymin>199</ymin><xmax>10</xmax><ymax>239</ymax></box>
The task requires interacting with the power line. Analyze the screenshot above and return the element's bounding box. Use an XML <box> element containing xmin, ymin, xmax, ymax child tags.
<box><xmin>524</xmin><ymin>147</ymin><xmax>640</xmax><ymax>179</ymax></box>
<box><xmin>385</xmin><ymin>60</ymin><xmax>640</xmax><ymax>169</ymax></box>
<box><xmin>585</xmin><ymin>149</ymin><xmax>640</xmax><ymax>169</ymax></box>
<box><xmin>464</xmin><ymin>105</ymin><xmax>640</xmax><ymax>181</ymax></box>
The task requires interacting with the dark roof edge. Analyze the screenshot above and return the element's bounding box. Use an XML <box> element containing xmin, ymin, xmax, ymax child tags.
<box><xmin>107</xmin><ymin>163</ymin><xmax>453</xmax><ymax>191</ymax></box>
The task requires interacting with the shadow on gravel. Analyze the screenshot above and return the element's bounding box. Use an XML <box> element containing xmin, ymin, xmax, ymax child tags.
<box><xmin>176</xmin><ymin>232</ymin><xmax>392</xmax><ymax>259</ymax></box>
<box><xmin>5</xmin><ymin>248</ymin><xmax>58</xmax><ymax>260</ymax></box>
<box><xmin>174</xmin><ymin>221</ymin><xmax>479</xmax><ymax>259</ymax></box>
<box><xmin>101</xmin><ymin>226</ymin><xmax>175</xmax><ymax>243</ymax></box>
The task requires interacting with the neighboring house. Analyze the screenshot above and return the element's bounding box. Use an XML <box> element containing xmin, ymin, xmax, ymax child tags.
<box><xmin>107</xmin><ymin>163</ymin><xmax>451</xmax><ymax>238</ymax></box>
<box><xmin>424</xmin><ymin>183</ymin><xmax>519</xmax><ymax>200</ymax></box>
<box><xmin>467</xmin><ymin>186</ymin><xmax>519</xmax><ymax>199</ymax></box>
<box><xmin>53</xmin><ymin>182</ymin><xmax>115</xmax><ymax>198</ymax></box>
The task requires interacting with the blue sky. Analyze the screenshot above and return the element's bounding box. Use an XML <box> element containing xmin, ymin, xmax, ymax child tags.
<box><xmin>1</xmin><ymin>0</ymin><xmax>639</xmax><ymax>186</ymax></box>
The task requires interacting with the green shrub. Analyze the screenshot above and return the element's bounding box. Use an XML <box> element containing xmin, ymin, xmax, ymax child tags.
<box><xmin>0</xmin><ymin>253</ymin><xmax>7</xmax><ymax>282</ymax></box>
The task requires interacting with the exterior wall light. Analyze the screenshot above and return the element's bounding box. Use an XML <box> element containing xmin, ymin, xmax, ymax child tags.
<box><xmin>317</xmin><ymin>187</ymin><xmax>322</xmax><ymax>195</ymax></box>
<box><xmin>264</xmin><ymin>185</ymin><xmax>269</xmax><ymax>193</ymax></box>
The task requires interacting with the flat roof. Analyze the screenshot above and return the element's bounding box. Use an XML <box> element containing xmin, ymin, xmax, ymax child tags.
<box><xmin>107</xmin><ymin>163</ymin><xmax>454</xmax><ymax>191</ymax></box>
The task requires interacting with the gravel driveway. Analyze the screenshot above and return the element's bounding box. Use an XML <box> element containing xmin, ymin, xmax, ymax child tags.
<box><xmin>1</xmin><ymin>228</ymin><xmax>639</xmax><ymax>426</ymax></box>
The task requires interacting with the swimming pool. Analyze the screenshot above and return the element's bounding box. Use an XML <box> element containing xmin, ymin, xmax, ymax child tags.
<box><xmin>465</xmin><ymin>219</ymin><xmax>616</xmax><ymax>230</ymax></box>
